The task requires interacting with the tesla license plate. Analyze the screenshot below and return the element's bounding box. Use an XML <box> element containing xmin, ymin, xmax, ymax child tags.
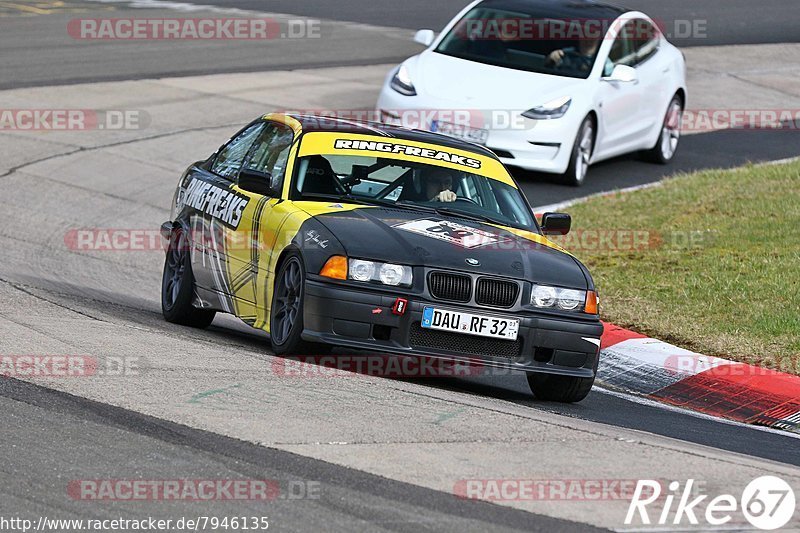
<box><xmin>430</xmin><ymin>120</ymin><xmax>489</xmax><ymax>145</ymax></box>
<box><xmin>422</xmin><ymin>307</ymin><xmax>519</xmax><ymax>341</ymax></box>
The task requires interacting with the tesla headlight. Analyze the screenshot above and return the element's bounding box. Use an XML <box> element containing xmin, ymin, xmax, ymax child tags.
<box><xmin>522</xmin><ymin>96</ymin><xmax>572</xmax><ymax>120</ymax></box>
<box><xmin>348</xmin><ymin>258</ymin><xmax>412</xmax><ymax>287</ymax></box>
<box><xmin>390</xmin><ymin>65</ymin><xmax>417</xmax><ymax>96</ymax></box>
<box><xmin>530</xmin><ymin>284</ymin><xmax>587</xmax><ymax>311</ymax></box>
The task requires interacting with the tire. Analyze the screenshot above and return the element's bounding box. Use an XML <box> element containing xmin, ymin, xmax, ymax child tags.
<box><xmin>561</xmin><ymin>116</ymin><xmax>595</xmax><ymax>186</ymax></box>
<box><xmin>526</xmin><ymin>372</ymin><xmax>595</xmax><ymax>403</ymax></box>
<box><xmin>269</xmin><ymin>253</ymin><xmax>330</xmax><ymax>355</ymax></box>
<box><xmin>644</xmin><ymin>95</ymin><xmax>683</xmax><ymax>164</ymax></box>
<box><xmin>161</xmin><ymin>226</ymin><xmax>216</xmax><ymax>328</ymax></box>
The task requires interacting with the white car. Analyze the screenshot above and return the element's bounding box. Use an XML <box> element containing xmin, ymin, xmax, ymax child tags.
<box><xmin>376</xmin><ymin>0</ymin><xmax>687</xmax><ymax>186</ymax></box>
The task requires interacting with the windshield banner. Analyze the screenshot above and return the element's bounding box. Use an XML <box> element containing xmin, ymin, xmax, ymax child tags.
<box><xmin>297</xmin><ymin>132</ymin><xmax>515</xmax><ymax>186</ymax></box>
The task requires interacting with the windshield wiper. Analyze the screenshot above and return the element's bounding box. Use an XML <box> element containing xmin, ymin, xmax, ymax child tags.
<box><xmin>432</xmin><ymin>206</ymin><xmax>508</xmax><ymax>227</ymax></box>
<box><xmin>298</xmin><ymin>194</ymin><xmax>434</xmax><ymax>213</ymax></box>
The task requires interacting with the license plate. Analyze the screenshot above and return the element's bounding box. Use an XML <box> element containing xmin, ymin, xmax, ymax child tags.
<box><xmin>431</xmin><ymin>120</ymin><xmax>489</xmax><ymax>145</ymax></box>
<box><xmin>421</xmin><ymin>307</ymin><xmax>519</xmax><ymax>341</ymax></box>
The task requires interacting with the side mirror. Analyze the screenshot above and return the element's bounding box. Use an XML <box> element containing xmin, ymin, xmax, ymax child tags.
<box><xmin>602</xmin><ymin>64</ymin><xmax>637</xmax><ymax>83</ymax></box>
<box><xmin>414</xmin><ymin>29</ymin><xmax>436</xmax><ymax>47</ymax></box>
<box><xmin>541</xmin><ymin>212</ymin><xmax>571</xmax><ymax>236</ymax></box>
<box><xmin>238</xmin><ymin>168</ymin><xmax>278</xmax><ymax>197</ymax></box>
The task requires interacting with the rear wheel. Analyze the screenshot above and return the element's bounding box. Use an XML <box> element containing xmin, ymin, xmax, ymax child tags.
<box><xmin>561</xmin><ymin>117</ymin><xmax>595</xmax><ymax>186</ymax></box>
<box><xmin>270</xmin><ymin>253</ymin><xmax>330</xmax><ymax>355</ymax></box>
<box><xmin>161</xmin><ymin>227</ymin><xmax>216</xmax><ymax>328</ymax></box>
<box><xmin>526</xmin><ymin>372</ymin><xmax>595</xmax><ymax>403</ymax></box>
<box><xmin>644</xmin><ymin>95</ymin><xmax>683</xmax><ymax>164</ymax></box>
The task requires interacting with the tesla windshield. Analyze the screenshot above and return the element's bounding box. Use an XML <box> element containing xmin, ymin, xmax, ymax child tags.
<box><xmin>292</xmin><ymin>154</ymin><xmax>537</xmax><ymax>230</ymax></box>
<box><xmin>435</xmin><ymin>6</ymin><xmax>612</xmax><ymax>79</ymax></box>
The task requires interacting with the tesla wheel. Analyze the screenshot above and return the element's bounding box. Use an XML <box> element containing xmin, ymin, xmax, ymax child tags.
<box><xmin>526</xmin><ymin>372</ymin><xmax>595</xmax><ymax>403</ymax></box>
<box><xmin>645</xmin><ymin>95</ymin><xmax>683</xmax><ymax>164</ymax></box>
<box><xmin>161</xmin><ymin>226</ymin><xmax>216</xmax><ymax>328</ymax></box>
<box><xmin>270</xmin><ymin>253</ymin><xmax>330</xmax><ymax>355</ymax></box>
<box><xmin>561</xmin><ymin>117</ymin><xmax>594</xmax><ymax>186</ymax></box>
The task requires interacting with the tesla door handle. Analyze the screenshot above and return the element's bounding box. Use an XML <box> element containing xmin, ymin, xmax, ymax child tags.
<box><xmin>662</xmin><ymin>67</ymin><xmax>671</xmax><ymax>73</ymax></box>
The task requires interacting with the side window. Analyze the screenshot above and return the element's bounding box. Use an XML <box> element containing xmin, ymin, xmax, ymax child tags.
<box><xmin>458</xmin><ymin>175</ymin><xmax>482</xmax><ymax>205</ymax></box>
<box><xmin>608</xmin><ymin>21</ymin><xmax>637</xmax><ymax>69</ymax></box>
<box><xmin>632</xmin><ymin>19</ymin><xmax>659</xmax><ymax>64</ymax></box>
<box><xmin>211</xmin><ymin>123</ymin><xmax>265</xmax><ymax>180</ymax></box>
<box><xmin>242</xmin><ymin>123</ymin><xmax>295</xmax><ymax>193</ymax></box>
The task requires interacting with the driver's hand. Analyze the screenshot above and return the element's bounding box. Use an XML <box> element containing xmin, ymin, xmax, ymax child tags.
<box><xmin>433</xmin><ymin>190</ymin><xmax>457</xmax><ymax>202</ymax></box>
<box><xmin>546</xmin><ymin>49</ymin><xmax>565</xmax><ymax>65</ymax></box>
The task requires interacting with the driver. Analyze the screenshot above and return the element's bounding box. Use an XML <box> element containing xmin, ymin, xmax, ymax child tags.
<box><xmin>421</xmin><ymin>167</ymin><xmax>457</xmax><ymax>202</ymax></box>
<box><xmin>545</xmin><ymin>37</ymin><xmax>604</xmax><ymax>73</ymax></box>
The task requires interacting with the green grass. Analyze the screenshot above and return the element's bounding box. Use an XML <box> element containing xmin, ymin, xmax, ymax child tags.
<box><xmin>551</xmin><ymin>159</ymin><xmax>800</xmax><ymax>373</ymax></box>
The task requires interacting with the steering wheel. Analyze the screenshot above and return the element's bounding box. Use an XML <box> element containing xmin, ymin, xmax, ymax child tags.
<box><xmin>454</xmin><ymin>196</ymin><xmax>480</xmax><ymax>205</ymax></box>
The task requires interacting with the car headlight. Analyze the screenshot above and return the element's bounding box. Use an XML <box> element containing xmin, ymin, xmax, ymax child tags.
<box><xmin>350</xmin><ymin>259</ymin><xmax>376</xmax><ymax>282</ymax></box>
<box><xmin>348</xmin><ymin>258</ymin><xmax>412</xmax><ymax>287</ymax></box>
<box><xmin>390</xmin><ymin>65</ymin><xmax>417</xmax><ymax>96</ymax></box>
<box><xmin>531</xmin><ymin>284</ymin><xmax>596</xmax><ymax>313</ymax></box>
<box><xmin>522</xmin><ymin>96</ymin><xmax>572</xmax><ymax>120</ymax></box>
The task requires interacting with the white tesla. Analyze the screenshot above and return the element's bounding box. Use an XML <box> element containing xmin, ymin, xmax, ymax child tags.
<box><xmin>376</xmin><ymin>0</ymin><xmax>687</xmax><ymax>186</ymax></box>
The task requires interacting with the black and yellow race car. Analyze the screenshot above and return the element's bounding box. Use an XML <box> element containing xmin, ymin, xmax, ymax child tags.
<box><xmin>161</xmin><ymin>113</ymin><xmax>603</xmax><ymax>402</ymax></box>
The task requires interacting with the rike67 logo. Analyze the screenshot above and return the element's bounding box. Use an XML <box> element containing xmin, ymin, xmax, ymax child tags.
<box><xmin>626</xmin><ymin>476</ymin><xmax>796</xmax><ymax>530</ymax></box>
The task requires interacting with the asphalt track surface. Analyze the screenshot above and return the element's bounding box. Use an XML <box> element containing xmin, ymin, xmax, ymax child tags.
<box><xmin>1</xmin><ymin>1</ymin><xmax>800</xmax><ymax>531</ymax></box>
<box><xmin>0</xmin><ymin>378</ymin><xmax>598</xmax><ymax>532</ymax></box>
<box><xmin>3</xmin><ymin>0</ymin><xmax>800</xmax><ymax>90</ymax></box>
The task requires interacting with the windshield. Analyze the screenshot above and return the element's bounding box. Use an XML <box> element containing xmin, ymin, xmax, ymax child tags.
<box><xmin>291</xmin><ymin>154</ymin><xmax>537</xmax><ymax>231</ymax></box>
<box><xmin>435</xmin><ymin>6</ymin><xmax>608</xmax><ymax>79</ymax></box>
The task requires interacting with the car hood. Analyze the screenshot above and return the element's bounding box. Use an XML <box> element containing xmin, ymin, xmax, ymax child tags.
<box><xmin>412</xmin><ymin>51</ymin><xmax>586</xmax><ymax>110</ymax></box>
<box><xmin>312</xmin><ymin>207</ymin><xmax>588</xmax><ymax>289</ymax></box>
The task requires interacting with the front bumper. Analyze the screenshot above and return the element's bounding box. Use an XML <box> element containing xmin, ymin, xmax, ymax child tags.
<box><xmin>302</xmin><ymin>280</ymin><xmax>603</xmax><ymax>377</ymax></box>
<box><xmin>376</xmin><ymin>89</ymin><xmax>581</xmax><ymax>175</ymax></box>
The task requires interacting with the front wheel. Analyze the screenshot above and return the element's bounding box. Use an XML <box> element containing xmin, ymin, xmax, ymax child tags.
<box><xmin>526</xmin><ymin>372</ymin><xmax>595</xmax><ymax>403</ymax></box>
<box><xmin>561</xmin><ymin>117</ymin><xmax>595</xmax><ymax>186</ymax></box>
<box><xmin>644</xmin><ymin>95</ymin><xmax>683</xmax><ymax>164</ymax></box>
<box><xmin>161</xmin><ymin>226</ymin><xmax>216</xmax><ymax>328</ymax></box>
<box><xmin>269</xmin><ymin>253</ymin><xmax>330</xmax><ymax>355</ymax></box>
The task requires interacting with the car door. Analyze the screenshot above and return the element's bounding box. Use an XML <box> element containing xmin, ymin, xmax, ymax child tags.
<box><xmin>630</xmin><ymin>18</ymin><xmax>672</xmax><ymax>143</ymax></box>
<box><xmin>182</xmin><ymin>121</ymin><xmax>266</xmax><ymax>313</ymax></box>
<box><xmin>224</xmin><ymin>120</ymin><xmax>297</xmax><ymax>326</ymax></box>
<box><xmin>594</xmin><ymin>20</ymin><xmax>647</xmax><ymax>158</ymax></box>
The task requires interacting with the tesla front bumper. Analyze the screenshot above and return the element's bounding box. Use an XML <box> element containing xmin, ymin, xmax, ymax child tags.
<box><xmin>375</xmin><ymin>91</ymin><xmax>582</xmax><ymax>175</ymax></box>
<box><xmin>302</xmin><ymin>280</ymin><xmax>603</xmax><ymax>377</ymax></box>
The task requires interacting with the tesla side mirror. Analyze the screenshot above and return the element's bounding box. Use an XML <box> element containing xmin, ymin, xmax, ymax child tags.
<box><xmin>414</xmin><ymin>29</ymin><xmax>436</xmax><ymax>47</ymax></box>
<box><xmin>603</xmin><ymin>64</ymin><xmax>637</xmax><ymax>83</ymax></box>
<box><xmin>541</xmin><ymin>212</ymin><xmax>571</xmax><ymax>235</ymax></box>
<box><xmin>238</xmin><ymin>168</ymin><xmax>278</xmax><ymax>197</ymax></box>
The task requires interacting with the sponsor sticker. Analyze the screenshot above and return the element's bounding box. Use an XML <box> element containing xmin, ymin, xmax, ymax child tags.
<box><xmin>333</xmin><ymin>139</ymin><xmax>482</xmax><ymax>169</ymax></box>
<box><xmin>393</xmin><ymin>218</ymin><xmax>510</xmax><ymax>249</ymax></box>
<box><xmin>178</xmin><ymin>178</ymin><xmax>250</xmax><ymax>229</ymax></box>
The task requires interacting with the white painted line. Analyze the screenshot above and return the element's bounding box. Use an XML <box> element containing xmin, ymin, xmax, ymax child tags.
<box><xmin>534</xmin><ymin>181</ymin><xmax>664</xmax><ymax>213</ymax></box>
